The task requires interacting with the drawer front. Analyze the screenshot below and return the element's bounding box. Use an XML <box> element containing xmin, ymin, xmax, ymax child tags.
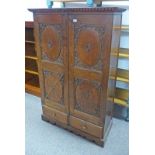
<box><xmin>70</xmin><ymin>116</ymin><xmax>103</xmax><ymax>138</ymax></box>
<box><xmin>42</xmin><ymin>105</ymin><xmax>68</xmax><ymax>125</ymax></box>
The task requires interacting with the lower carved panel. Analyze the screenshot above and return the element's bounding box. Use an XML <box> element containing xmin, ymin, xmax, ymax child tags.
<box><xmin>44</xmin><ymin>71</ymin><xmax>64</xmax><ymax>105</ymax></box>
<box><xmin>74</xmin><ymin>78</ymin><xmax>101</xmax><ymax>117</ymax></box>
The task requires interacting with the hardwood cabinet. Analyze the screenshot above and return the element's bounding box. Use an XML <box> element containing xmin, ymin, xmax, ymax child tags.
<box><xmin>30</xmin><ymin>7</ymin><xmax>125</xmax><ymax>146</ymax></box>
<box><xmin>25</xmin><ymin>22</ymin><xmax>40</xmax><ymax>96</ymax></box>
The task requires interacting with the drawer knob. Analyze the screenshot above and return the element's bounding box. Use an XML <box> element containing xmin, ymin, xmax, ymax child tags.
<box><xmin>82</xmin><ymin>126</ymin><xmax>87</xmax><ymax>130</ymax></box>
<box><xmin>81</xmin><ymin>124</ymin><xmax>87</xmax><ymax>130</ymax></box>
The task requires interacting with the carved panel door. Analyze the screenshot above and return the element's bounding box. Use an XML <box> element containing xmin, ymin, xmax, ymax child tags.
<box><xmin>34</xmin><ymin>14</ymin><xmax>69</xmax><ymax>114</ymax></box>
<box><xmin>68</xmin><ymin>14</ymin><xmax>113</xmax><ymax>126</ymax></box>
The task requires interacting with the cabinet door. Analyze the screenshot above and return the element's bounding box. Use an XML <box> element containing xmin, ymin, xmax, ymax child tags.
<box><xmin>34</xmin><ymin>14</ymin><xmax>68</xmax><ymax>113</ymax></box>
<box><xmin>68</xmin><ymin>14</ymin><xmax>113</xmax><ymax>126</ymax></box>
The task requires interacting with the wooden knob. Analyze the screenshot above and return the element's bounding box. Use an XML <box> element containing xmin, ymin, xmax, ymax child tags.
<box><xmin>82</xmin><ymin>125</ymin><xmax>87</xmax><ymax>130</ymax></box>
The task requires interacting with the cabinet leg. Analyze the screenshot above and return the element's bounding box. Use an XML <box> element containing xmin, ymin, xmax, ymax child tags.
<box><xmin>41</xmin><ymin>114</ymin><xmax>49</xmax><ymax>122</ymax></box>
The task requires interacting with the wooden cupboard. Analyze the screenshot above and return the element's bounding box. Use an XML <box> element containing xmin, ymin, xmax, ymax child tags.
<box><xmin>30</xmin><ymin>7</ymin><xmax>125</xmax><ymax>146</ymax></box>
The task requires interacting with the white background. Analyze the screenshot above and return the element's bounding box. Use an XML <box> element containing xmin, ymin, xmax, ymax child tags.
<box><xmin>0</xmin><ymin>0</ymin><xmax>155</xmax><ymax>155</ymax></box>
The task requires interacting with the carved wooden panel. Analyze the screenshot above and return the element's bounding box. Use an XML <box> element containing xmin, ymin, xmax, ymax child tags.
<box><xmin>68</xmin><ymin>15</ymin><xmax>108</xmax><ymax>123</ymax></box>
<box><xmin>30</xmin><ymin>8</ymin><xmax>124</xmax><ymax>146</ymax></box>
<box><xmin>44</xmin><ymin>70</ymin><xmax>64</xmax><ymax>105</ymax></box>
<box><xmin>74</xmin><ymin>78</ymin><xmax>101</xmax><ymax>117</ymax></box>
<box><xmin>74</xmin><ymin>24</ymin><xmax>105</xmax><ymax>71</ymax></box>
<box><xmin>39</xmin><ymin>23</ymin><xmax>64</xmax><ymax>64</ymax></box>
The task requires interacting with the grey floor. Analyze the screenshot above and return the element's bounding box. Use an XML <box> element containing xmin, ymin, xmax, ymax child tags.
<box><xmin>25</xmin><ymin>93</ymin><xmax>129</xmax><ymax>155</ymax></box>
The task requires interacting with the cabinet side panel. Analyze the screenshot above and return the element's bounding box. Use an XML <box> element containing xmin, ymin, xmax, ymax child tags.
<box><xmin>104</xmin><ymin>14</ymin><xmax>122</xmax><ymax>139</ymax></box>
<box><xmin>33</xmin><ymin>15</ymin><xmax>45</xmax><ymax>105</ymax></box>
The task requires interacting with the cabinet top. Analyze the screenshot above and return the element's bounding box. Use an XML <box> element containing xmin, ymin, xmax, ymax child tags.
<box><xmin>29</xmin><ymin>7</ymin><xmax>126</xmax><ymax>14</ymax></box>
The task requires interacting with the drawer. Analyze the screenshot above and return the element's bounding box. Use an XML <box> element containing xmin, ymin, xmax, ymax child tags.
<box><xmin>42</xmin><ymin>105</ymin><xmax>68</xmax><ymax>125</ymax></box>
<box><xmin>70</xmin><ymin>116</ymin><xmax>103</xmax><ymax>138</ymax></box>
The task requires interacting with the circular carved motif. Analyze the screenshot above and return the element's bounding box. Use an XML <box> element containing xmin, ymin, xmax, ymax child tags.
<box><xmin>77</xmin><ymin>29</ymin><xmax>100</xmax><ymax>66</ymax></box>
<box><xmin>41</xmin><ymin>27</ymin><xmax>60</xmax><ymax>61</ymax></box>
<box><xmin>75</xmin><ymin>81</ymin><xmax>99</xmax><ymax>115</ymax></box>
<box><xmin>45</xmin><ymin>76</ymin><xmax>62</xmax><ymax>103</ymax></box>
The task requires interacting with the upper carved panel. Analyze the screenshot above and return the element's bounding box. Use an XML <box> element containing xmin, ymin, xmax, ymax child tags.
<box><xmin>39</xmin><ymin>23</ymin><xmax>64</xmax><ymax>64</ymax></box>
<box><xmin>74</xmin><ymin>24</ymin><xmax>105</xmax><ymax>71</ymax></box>
<box><xmin>77</xmin><ymin>29</ymin><xmax>100</xmax><ymax>66</ymax></box>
